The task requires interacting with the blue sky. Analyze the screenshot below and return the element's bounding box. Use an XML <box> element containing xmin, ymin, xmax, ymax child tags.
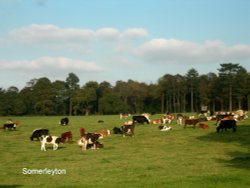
<box><xmin>0</xmin><ymin>0</ymin><xmax>250</xmax><ymax>89</ymax></box>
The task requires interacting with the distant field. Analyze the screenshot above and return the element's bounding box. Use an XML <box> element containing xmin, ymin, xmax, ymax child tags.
<box><xmin>0</xmin><ymin>114</ymin><xmax>250</xmax><ymax>188</ymax></box>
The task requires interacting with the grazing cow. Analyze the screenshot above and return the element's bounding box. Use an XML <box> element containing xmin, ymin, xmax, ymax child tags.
<box><xmin>152</xmin><ymin>118</ymin><xmax>164</xmax><ymax>124</ymax></box>
<box><xmin>59</xmin><ymin>117</ymin><xmax>69</xmax><ymax>125</ymax></box>
<box><xmin>3</xmin><ymin>123</ymin><xmax>18</xmax><ymax>131</ymax></box>
<box><xmin>95</xmin><ymin>129</ymin><xmax>110</xmax><ymax>138</ymax></box>
<box><xmin>40</xmin><ymin>135</ymin><xmax>63</xmax><ymax>151</ymax></box>
<box><xmin>158</xmin><ymin>125</ymin><xmax>172</xmax><ymax>131</ymax></box>
<box><xmin>163</xmin><ymin>114</ymin><xmax>175</xmax><ymax>124</ymax></box>
<box><xmin>132</xmin><ymin>115</ymin><xmax>150</xmax><ymax>125</ymax></box>
<box><xmin>113</xmin><ymin>127</ymin><xmax>123</xmax><ymax>134</ymax></box>
<box><xmin>199</xmin><ymin>123</ymin><xmax>209</xmax><ymax>129</ymax></box>
<box><xmin>121</xmin><ymin>124</ymin><xmax>135</xmax><ymax>137</ymax></box>
<box><xmin>78</xmin><ymin>133</ymin><xmax>102</xmax><ymax>150</ymax></box>
<box><xmin>120</xmin><ymin>113</ymin><xmax>131</xmax><ymax>119</ymax></box>
<box><xmin>30</xmin><ymin>129</ymin><xmax>49</xmax><ymax>141</ymax></box>
<box><xmin>184</xmin><ymin>118</ymin><xmax>200</xmax><ymax>128</ymax></box>
<box><xmin>60</xmin><ymin>131</ymin><xmax>73</xmax><ymax>143</ymax></box>
<box><xmin>217</xmin><ymin>120</ymin><xmax>236</xmax><ymax>132</ymax></box>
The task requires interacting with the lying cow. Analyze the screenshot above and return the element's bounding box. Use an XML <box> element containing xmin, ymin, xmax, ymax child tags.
<box><xmin>158</xmin><ymin>125</ymin><xmax>172</xmax><ymax>131</ymax></box>
<box><xmin>59</xmin><ymin>117</ymin><xmax>69</xmax><ymax>126</ymax></box>
<box><xmin>61</xmin><ymin>131</ymin><xmax>73</xmax><ymax>143</ymax></box>
<box><xmin>132</xmin><ymin>115</ymin><xmax>150</xmax><ymax>125</ymax></box>
<box><xmin>217</xmin><ymin>120</ymin><xmax>236</xmax><ymax>132</ymax></box>
<box><xmin>30</xmin><ymin>129</ymin><xmax>49</xmax><ymax>141</ymax></box>
<box><xmin>40</xmin><ymin>135</ymin><xmax>63</xmax><ymax>151</ymax></box>
<box><xmin>113</xmin><ymin>127</ymin><xmax>123</xmax><ymax>134</ymax></box>
<box><xmin>78</xmin><ymin>133</ymin><xmax>102</xmax><ymax>150</ymax></box>
<box><xmin>94</xmin><ymin>129</ymin><xmax>110</xmax><ymax>138</ymax></box>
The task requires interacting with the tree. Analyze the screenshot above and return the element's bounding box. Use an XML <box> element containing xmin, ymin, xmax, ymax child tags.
<box><xmin>218</xmin><ymin>63</ymin><xmax>243</xmax><ymax>111</ymax></box>
<box><xmin>65</xmin><ymin>73</ymin><xmax>80</xmax><ymax>115</ymax></box>
<box><xmin>185</xmin><ymin>68</ymin><xmax>199</xmax><ymax>112</ymax></box>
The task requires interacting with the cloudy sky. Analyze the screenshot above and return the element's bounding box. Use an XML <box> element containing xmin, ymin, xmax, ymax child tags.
<box><xmin>0</xmin><ymin>0</ymin><xmax>250</xmax><ymax>89</ymax></box>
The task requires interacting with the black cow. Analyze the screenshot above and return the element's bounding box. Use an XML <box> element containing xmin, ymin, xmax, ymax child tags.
<box><xmin>216</xmin><ymin>120</ymin><xmax>236</xmax><ymax>132</ymax></box>
<box><xmin>59</xmin><ymin>117</ymin><xmax>69</xmax><ymax>125</ymax></box>
<box><xmin>30</xmin><ymin>129</ymin><xmax>49</xmax><ymax>141</ymax></box>
<box><xmin>132</xmin><ymin>115</ymin><xmax>150</xmax><ymax>125</ymax></box>
<box><xmin>113</xmin><ymin>127</ymin><xmax>123</xmax><ymax>134</ymax></box>
<box><xmin>3</xmin><ymin>123</ymin><xmax>17</xmax><ymax>131</ymax></box>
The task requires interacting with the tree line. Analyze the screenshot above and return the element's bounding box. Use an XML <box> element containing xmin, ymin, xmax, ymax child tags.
<box><xmin>0</xmin><ymin>63</ymin><xmax>249</xmax><ymax>116</ymax></box>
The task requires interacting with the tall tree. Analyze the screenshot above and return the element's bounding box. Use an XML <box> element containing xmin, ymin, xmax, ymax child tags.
<box><xmin>65</xmin><ymin>73</ymin><xmax>80</xmax><ymax>115</ymax></box>
<box><xmin>186</xmin><ymin>68</ymin><xmax>199</xmax><ymax>112</ymax></box>
<box><xmin>218</xmin><ymin>63</ymin><xmax>243</xmax><ymax>111</ymax></box>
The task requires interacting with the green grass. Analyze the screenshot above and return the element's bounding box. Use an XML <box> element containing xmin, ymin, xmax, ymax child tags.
<box><xmin>0</xmin><ymin>115</ymin><xmax>250</xmax><ymax>188</ymax></box>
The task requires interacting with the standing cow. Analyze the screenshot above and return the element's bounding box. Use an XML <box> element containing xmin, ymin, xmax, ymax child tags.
<box><xmin>217</xmin><ymin>120</ymin><xmax>236</xmax><ymax>132</ymax></box>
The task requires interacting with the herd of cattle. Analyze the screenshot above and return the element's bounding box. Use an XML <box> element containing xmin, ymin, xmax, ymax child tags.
<box><xmin>1</xmin><ymin>110</ymin><xmax>248</xmax><ymax>151</ymax></box>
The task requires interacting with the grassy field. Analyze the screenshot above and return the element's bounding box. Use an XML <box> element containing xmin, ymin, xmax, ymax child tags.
<box><xmin>0</xmin><ymin>114</ymin><xmax>250</xmax><ymax>188</ymax></box>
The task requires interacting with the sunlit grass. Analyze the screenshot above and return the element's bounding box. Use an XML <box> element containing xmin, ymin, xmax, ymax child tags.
<box><xmin>0</xmin><ymin>115</ymin><xmax>249</xmax><ymax>187</ymax></box>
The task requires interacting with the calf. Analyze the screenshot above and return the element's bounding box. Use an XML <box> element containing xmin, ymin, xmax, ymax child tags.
<box><xmin>60</xmin><ymin>131</ymin><xmax>73</xmax><ymax>143</ymax></box>
<box><xmin>78</xmin><ymin>133</ymin><xmax>102</xmax><ymax>150</ymax></box>
<box><xmin>132</xmin><ymin>115</ymin><xmax>150</xmax><ymax>125</ymax></box>
<box><xmin>30</xmin><ymin>129</ymin><xmax>49</xmax><ymax>141</ymax></box>
<box><xmin>217</xmin><ymin>120</ymin><xmax>236</xmax><ymax>132</ymax></box>
<box><xmin>184</xmin><ymin>118</ymin><xmax>200</xmax><ymax>128</ymax></box>
<box><xmin>40</xmin><ymin>135</ymin><xmax>63</xmax><ymax>151</ymax></box>
<box><xmin>59</xmin><ymin>117</ymin><xmax>69</xmax><ymax>125</ymax></box>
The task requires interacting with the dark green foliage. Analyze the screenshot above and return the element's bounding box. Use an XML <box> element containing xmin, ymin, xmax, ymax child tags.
<box><xmin>0</xmin><ymin>64</ymin><xmax>249</xmax><ymax>115</ymax></box>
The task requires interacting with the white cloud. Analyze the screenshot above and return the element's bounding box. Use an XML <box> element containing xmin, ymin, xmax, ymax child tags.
<box><xmin>9</xmin><ymin>24</ymin><xmax>94</xmax><ymax>43</ymax></box>
<box><xmin>121</xmin><ymin>28</ymin><xmax>149</xmax><ymax>39</ymax></box>
<box><xmin>0</xmin><ymin>56</ymin><xmax>103</xmax><ymax>72</ymax></box>
<box><xmin>136</xmin><ymin>38</ymin><xmax>250</xmax><ymax>64</ymax></box>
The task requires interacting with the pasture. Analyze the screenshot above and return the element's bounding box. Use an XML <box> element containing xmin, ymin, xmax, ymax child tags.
<box><xmin>0</xmin><ymin>115</ymin><xmax>250</xmax><ymax>188</ymax></box>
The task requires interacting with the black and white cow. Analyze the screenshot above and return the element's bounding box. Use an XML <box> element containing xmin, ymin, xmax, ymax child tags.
<box><xmin>3</xmin><ymin>123</ymin><xmax>17</xmax><ymax>131</ymax></box>
<box><xmin>40</xmin><ymin>135</ymin><xmax>63</xmax><ymax>151</ymax></box>
<box><xmin>217</xmin><ymin>120</ymin><xmax>237</xmax><ymax>132</ymax></box>
<box><xmin>30</xmin><ymin>129</ymin><xmax>49</xmax><ymax>141</ymax></box>
<box><xmin>132</xmin><ymin>115</ymin><xmax>150</xmax><ymax>125</ymax></box>
<box><xmin>113</xmin><ymin>127</ymin><xmax>123</xmax><ymax>134</ymax></box>
<box><xmin>59</xmin><ymin>117</ymin><xmax>69</xmax><ymax>125</ymax></box>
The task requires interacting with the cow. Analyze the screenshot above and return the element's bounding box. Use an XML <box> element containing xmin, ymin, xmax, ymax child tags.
<box><xmin>78</xmin><ymin>133</ymin><xmax>102</xmax><ymax>150</ymax></box>
<box><xmin>158</xmin><ymin>125</ymin><xmax>172</xmax><ymax>131</ymax></box>
<box><xmin>199</xmin><ymin>123</ymin><xmax>209</xmax><ymax>129</ymax></box>
<box><xmin>79</xmin><ymin>128</ymin><xmax>86</xmax><ymax>137</ymax></box>
<box><xmin>120</xmin><ymin>113</ymin><xmax>131</xmax><ymax>119</ymax></box>
<box><xmin>60</xmin><ymin>131</ymin><xmax>73</xmax><ymax>143</ymax></box>
<box><xmin>217</xmin><ymin>120</ymin><xmax>236</xmax><ymax>132</ymax></box>
<box><xmin>85</xmin><ymin>141</ymin><xmax>104</xmax><ymax>149</ymax></box>
<box><xmin>40</xmin><ymin>135</ymin><xmax>63</xmax><ymax>151</ymax></box>
<box><xmin>113</xmin><ymin>127</ymin><xmax>123</xmax><ymax>134</ymax></box>
<box><xmin>3</xmin><ymin>123</ymin><xmax>18</xmax><ymax>131</ymax></box>
<box><xmin>184</xmin><ymin>118</ymin><xmax>200</xmax><ymax>128</ymax></box>
<box><xmin>176</xmin><ymin>114</ymin><xmax>184</xmax><ymax>125</ymax></box>
<box><xmin>94</xmin><ymin>130</ymin><xmax>110</xmax><ymax>138</ymax></box>
<box><xmin>132</xmin><ymin>115</ymin><xmax>150</xmax><ymax>125</ymax></box>
<box><xmin>30</xmin><ymin>129</ymin><xmax>49</xmax><ymax>141</ymax></box>
<box><xmin>120</xmin><ymin>124</ymin><xmax>135</xmax><ymax>137</ymax></box>
<box><xmin>59</xmin><ymin>117</ymin><xmax>69</xmax><ymax>125</ymax></box>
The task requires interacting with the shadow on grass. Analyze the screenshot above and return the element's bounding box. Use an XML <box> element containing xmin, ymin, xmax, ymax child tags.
<box><xmin>196</xmin><ymin>124</ymin><xmax>250</xmax><ymax>170</ymax></box>
<box><xmin>0</xmin><ymin>185</ymin><xmax>22</xmax><ymax>188</ymax></box>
